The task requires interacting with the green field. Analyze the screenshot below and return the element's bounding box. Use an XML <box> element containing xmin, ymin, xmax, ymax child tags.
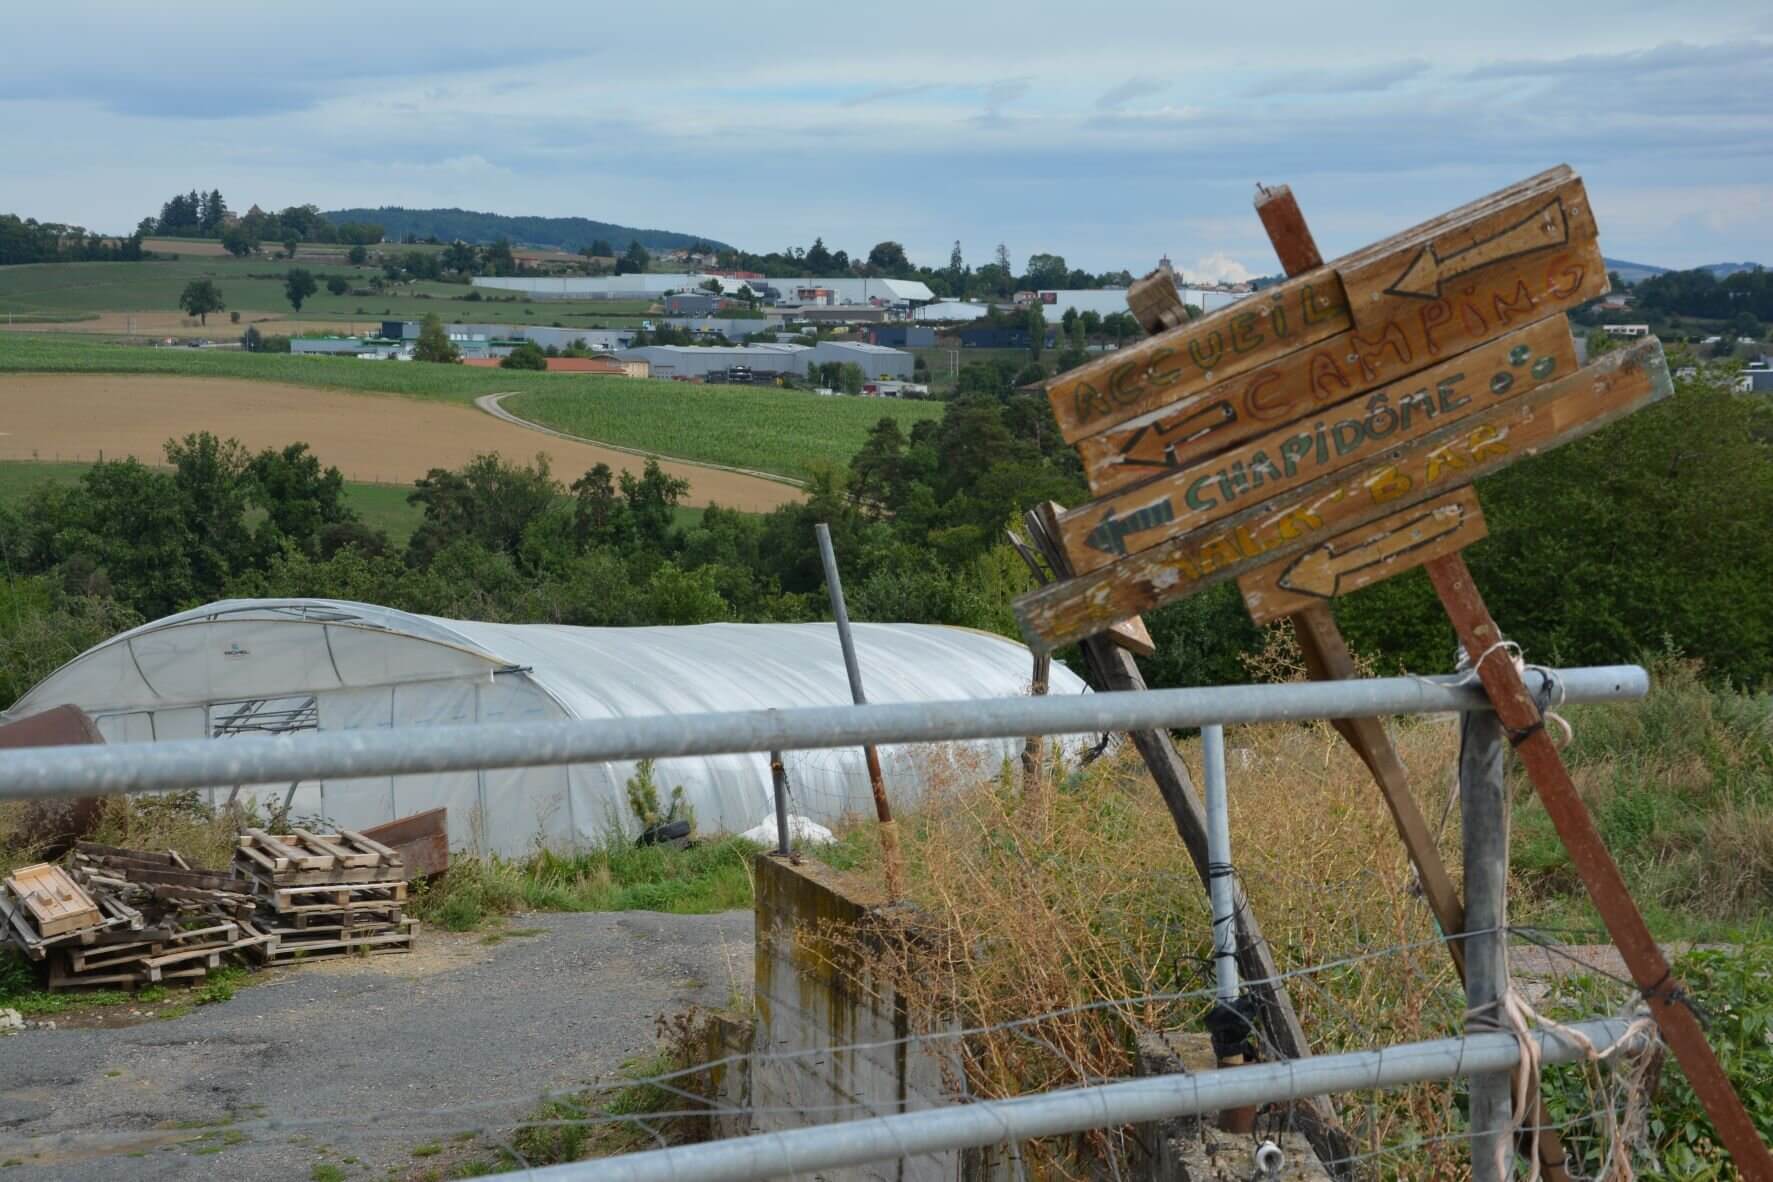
<box><xmin>0</xmin><ymin>334</ymin><xmax>942</xmax><ymax>481</ymax></box>
<box><xmin>0</xmin><ymin>255</ymin><xmax>657</xmax><ymax>328</ymax></box>
<box><xmin>0</xmin><ymin>332</ymin><xmax>626</xmax><ymax>403</ymax></box>
<box><xmin>504</xmin><ymin>385</ymin><xmax>942</xmax><ymax>482</ymax></box>
<box><xmin>0</xmin><ymin>461</ymin><xmax>707</xmax><ymax>543</ymax></box>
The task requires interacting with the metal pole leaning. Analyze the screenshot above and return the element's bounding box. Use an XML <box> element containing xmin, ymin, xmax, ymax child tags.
<box><xmin>814</xmin><ymin>522</ymin><xmax>904</xmax><ymax>899</ymax></box>
<box><xmin>488</xmin><ymin>1019</ymin><xmax>1648</xmax><ymax>1182</ymax></box>
<box><xmin>0</xmin><ymin>667</ymin><xmax>1650</xmax><ymax>803</ymax></box>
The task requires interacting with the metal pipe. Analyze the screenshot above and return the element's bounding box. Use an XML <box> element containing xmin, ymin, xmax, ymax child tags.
<box><xmin>1202</xmin><ymin>724</ymin><xmax>1237</xmax><ymax>1005</ymax></box>
<box><xmin>814</xmin><ymin>521</ymin><xmax>903</xmax><ymax>898</ymax></box>
<box><xmin>0</xmin><ymin>666</ymin><xmax>1649</xmax><ymax>803</ymax></box>
<box><xmin>490</xmin><ymin>1019</ymin><xmax>1647</xmax><ymax>1182</ymax></box>
<box><xmin>769</xmin><ymin>749</ymin><xmax>789</xmax><ymax>857</ymax></box>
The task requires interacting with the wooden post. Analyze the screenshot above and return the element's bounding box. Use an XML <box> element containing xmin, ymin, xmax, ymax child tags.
<box><xmin>1244</xmin><ymin>182</ymin><xmax>1574</xmax><ymax>1182</ymax></box>
<box><xmin>1460</xmin><ymin>699</ymin><xmax>1513</xmax><ymax>1182</ymax></box>
<box><xmin>1428</xmin><ymin>552</ymin><xmax>1773</xmax><ymax>1181</ymax></box>
<box><xmin>1019</xmin><ymin>507</ymin><xmax>1356</xmax><ymax>1177</ymax></box>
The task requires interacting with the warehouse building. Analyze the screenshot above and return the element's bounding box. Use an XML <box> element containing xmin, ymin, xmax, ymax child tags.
<box><xmin>614</xmin><ymin>339</ymin><xmax>912</xmax><ymax>382</ymax></box>
<box><xmin>617</xmin><ymin>343</ymin><xmax>812</xmax><ymax>381</ymax></box>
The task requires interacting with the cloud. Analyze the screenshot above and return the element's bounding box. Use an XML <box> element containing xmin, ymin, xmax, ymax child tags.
<box><xmin>981</xmin><ymin>78</ymin><xmax>1031</xmax><ymax>109</ymax></box>
<box><xmin>1096</xmin><ymin>77</ymin><xmax>1165</xmax><ymax>110</ymax></box>
<box><xmin>1466</xmin><ymin>38</ymin><xmax>1772</xmax><ymax>80</ymax></box>
<box><xmin>1246</xmin><ymin>59</ymin><xmax>1430</xmax><ymax>96</ymax></box>
<box><xmin>840</xmin><ymin>83</ymin><xmax>939</xmax><ymax>108</ymax></box>
<box><xmin>1191</xmin><ymin>252</ymin><xmax>1255</xmax><ymax>283</ymax></box>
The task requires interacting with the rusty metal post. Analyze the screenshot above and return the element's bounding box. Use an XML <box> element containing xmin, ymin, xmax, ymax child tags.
<box><xmin>1427</xmin><ymin>552</ymin><xmax>1773</xmax><ymax>1182</ymax></box>
<box><xmin>815</xmin><ymin>523</ymin><xmax>904</xmax><ymax>900</ymax></box>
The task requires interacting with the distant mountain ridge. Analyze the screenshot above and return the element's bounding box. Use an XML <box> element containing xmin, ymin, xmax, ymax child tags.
<box><xmin>1606</xmin><ymin>257</ymin><xmax>1764</xmax><ymax>285</ymax></box>
<box><xmin>321</xmin><ymin>207</ymin><xmax>732</xmax><ymax>253</ymax></box>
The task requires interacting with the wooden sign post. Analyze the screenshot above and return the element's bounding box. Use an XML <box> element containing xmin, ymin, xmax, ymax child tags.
<box><xmin>1017</xmin><ymin>166</ymin><xmax>1773</xmax><ymax>1180</ymax></box>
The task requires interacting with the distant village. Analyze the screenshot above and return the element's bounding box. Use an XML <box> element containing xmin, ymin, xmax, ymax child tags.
<box><xmin>286</xmin><ymin>256</ymin><xmax>1256</xmax><ymax>393</ymax></box>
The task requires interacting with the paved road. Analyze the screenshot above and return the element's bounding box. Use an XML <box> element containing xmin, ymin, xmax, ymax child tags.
<box><xmin>0</xmin><ymin>910</ymin><xmax>753</xmax><ymax>1180</ymax></box>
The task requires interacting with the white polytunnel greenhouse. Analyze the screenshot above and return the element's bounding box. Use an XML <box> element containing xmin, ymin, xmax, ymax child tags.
<box><xmin>4</xmin><ymin>599</ymin><xmax>1090</xmax><ymax>855</ymax></box>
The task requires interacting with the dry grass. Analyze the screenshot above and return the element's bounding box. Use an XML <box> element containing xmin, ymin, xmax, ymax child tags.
<box><xmin>811</xmin><ymin>647</ymin><xmax>1771</xmax><ymax>1178</ymax></box>
<box><xmin>814</xmin><ymin>712</ymin><xmax>1474</xmax><ymax>1176</ymax></box>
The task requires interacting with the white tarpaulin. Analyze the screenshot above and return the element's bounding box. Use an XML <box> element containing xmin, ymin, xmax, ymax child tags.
<box><xmin>6</xmin><ymin>599</ymin><xmax>1090</xmax><ymax>855</ymax></box>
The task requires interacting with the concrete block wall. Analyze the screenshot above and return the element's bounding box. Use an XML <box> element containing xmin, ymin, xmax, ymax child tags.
<box><xmin>749</xmin><ymin>853</ymin><xmax>973</xmax><ymax>1182</ymax></box>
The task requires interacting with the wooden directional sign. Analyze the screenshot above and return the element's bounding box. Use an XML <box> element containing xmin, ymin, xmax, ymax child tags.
<box><xmin>1056</xmin><ymin>317</ymin><xmax>1576</xmax><ymax>573</ymax></box>
<box><xmin>1063</xmin><ymin>167</ymin><xmax>1606</xmax><ymax>495</ymax></box>
<box><xmin>1015</xmin><ymin>336</ymin><xmax>1671</xmax><ymax>653</ymax></box>
<box><xmin>1238</xmin><ymin>488</ymin><xmax>1488</xmax><ymax>625</ymax></box>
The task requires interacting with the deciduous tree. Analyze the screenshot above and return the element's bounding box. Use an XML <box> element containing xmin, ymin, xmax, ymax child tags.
<box><xmin>283</xmin><ymin>268</ymin><xmax>317</xmax><ymax>311</ymax></box>
<box><xmin>178</xmin><ymin>279</ymin><xmax>224</xmax><ymax>325</ymax></box>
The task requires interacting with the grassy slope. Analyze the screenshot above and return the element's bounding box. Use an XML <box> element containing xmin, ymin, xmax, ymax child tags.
<box><xmin>504</xmin><ymin>385</ymin><xmax>942</xmax><ymax>482</ymax></box>
<box><xmin>0</xmin><ymin>255</ymin><xmax>655</xmax><ymax>326</ymax></box>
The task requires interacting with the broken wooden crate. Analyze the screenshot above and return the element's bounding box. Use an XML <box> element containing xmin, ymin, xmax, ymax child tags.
<box><xmin>20</xmin><ymin>844</ymin><xmax>273</xmax><ymax>989</ymax></box>
<box><xmin>234</xmin><ymin>829</ymin><xmax>419</xmax><ymax>962</ymax></box>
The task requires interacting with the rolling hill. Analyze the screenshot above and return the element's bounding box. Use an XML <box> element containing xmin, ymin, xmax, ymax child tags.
<box><xmin>1605</xmin><ymin>257</ymin><xmax>1764</xmax><ymax>285</ymax></box>
<box><xmin>322</xmin><ymin>207</ymin><xmax>732</xmax><ymax>253</ymax></box>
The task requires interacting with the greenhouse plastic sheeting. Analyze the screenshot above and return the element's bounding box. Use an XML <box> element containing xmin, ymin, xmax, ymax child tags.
<box><xmin>6</xmin><ymin>599</ymin><xmax>1090</xmax><ymax>855</ymax></box>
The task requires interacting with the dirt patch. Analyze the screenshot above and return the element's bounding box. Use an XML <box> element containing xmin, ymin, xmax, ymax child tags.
<box><xmin>0</xmin><ymin>311</ymin><xmax>373</xmax><ymax>338</ymax></box>
<box><xmin>0</xmin><ymin>374</ymin><xmax>803</xmax><ymax>511</ymax></box>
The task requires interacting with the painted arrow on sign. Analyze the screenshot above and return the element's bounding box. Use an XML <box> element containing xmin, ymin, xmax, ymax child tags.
<box><xmin>1277</xmin><ymin>498</ymin><xmax>1474</xmax><ymax>597</ymax></box>
<box><xmin>1085</xmin><ymin>498</ymin><xmax>1175</xmax><ymax>556</ymax></box>
<box><xmin>1384</xmin><ymin>197</ymin><xmax>1570</xmax><ymax>300</ymax></box>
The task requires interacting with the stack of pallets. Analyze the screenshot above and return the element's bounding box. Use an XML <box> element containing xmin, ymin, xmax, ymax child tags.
<box><xmin>1</xmin><ymin>846</ymin><xmax>270</xmax><ymax>990</ymax></box>
<box><xmin>233</xmin><ymin>828</ymin><xmax>418</xmax><ymax>963</ymax></box>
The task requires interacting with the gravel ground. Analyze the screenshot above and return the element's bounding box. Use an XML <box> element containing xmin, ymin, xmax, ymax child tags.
<box><xmin>0</xmin><ymin>909</ymin><xmax>754</xmax><ymax>1180</ymax></box>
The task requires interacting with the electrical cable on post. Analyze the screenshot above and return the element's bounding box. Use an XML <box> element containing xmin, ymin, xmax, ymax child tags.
<box><xmin>814</xmin><ymin>522</ymin><xmax>904</xmax><ymax>900</ymax></box>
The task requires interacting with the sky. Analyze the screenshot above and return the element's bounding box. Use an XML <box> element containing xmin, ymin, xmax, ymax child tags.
<box><xmin>2</xmin><ymin>1</ymin><xmax>1769</xmax><ymax>280</ymax></box>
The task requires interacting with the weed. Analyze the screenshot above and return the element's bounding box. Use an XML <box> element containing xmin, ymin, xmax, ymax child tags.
<box><xmin>410</xmin><ymin>836</ymin><xmax>759</xmax><ymax>931</ymax></box>
<box><xmin>311</xmin><ymin>1166</ymin><xmax>345</xmax><ymax>1182</ymax></box>
<box><xmin>195</xmin><ymin>966</ymin><xmax>247</xmax><ymax>1006</ymax></box>
<box><xmin>411</xmin><ymin>1143</ymin><xmax>442</xmax><ymax>1158</ymax></box>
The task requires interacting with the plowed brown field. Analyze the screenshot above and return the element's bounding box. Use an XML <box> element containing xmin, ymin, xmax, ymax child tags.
<box><xmin>0</xmin><ymin>374</ymin><xmax>800</xmax><ymax>511</ymax></box>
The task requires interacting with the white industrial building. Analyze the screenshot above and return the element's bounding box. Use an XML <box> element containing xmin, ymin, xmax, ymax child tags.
<box><xmin>616</xmin><ymin>340</ymin><xmax>912</xmax><ymax>381</ymax></box>
<box><xmin>5</xmin><ymin>599</ymin><xmax>1088</xmax><ymax>856</ymax></box>
<box><xmin>914</xmin><ymin>286</ymin><xmax>1249</xmax><ymax>323</ymax></box>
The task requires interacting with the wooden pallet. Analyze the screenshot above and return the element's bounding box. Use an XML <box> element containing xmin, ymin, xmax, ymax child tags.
<box><xmin>258</xmin><ymin>921</ymin><xmax>420</xmax><ymax>964</ymax></box>
<box><xmin>248</xmin><ymin>877</ymin><xmax>409</xmax><ymax>911</ymax></box>
<box><xmin>0</xmin><ymin>885</ymin><xmax>135</xmax><ymax>961</ymax></box>
<box><xmin>235</xmin><ymin>829</ymin><xmax>402</xmax><ymax>882</ymax></box>
<box><xmin>4</xmin><ymin>863</ymin><xmax>101</xmax><ymax>938</ymax></box>
<box><xmin>48</xmin><ymin>958</ymin><xmax>210</xmax><ymax>991</ymax></box>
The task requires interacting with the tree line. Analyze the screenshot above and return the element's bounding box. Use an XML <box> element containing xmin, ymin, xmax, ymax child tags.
<box><xmin>708</xmin><ymin>238</ymin><xmax>1138</xmax><ymax>300</ymax></box>
<box><xmin>0</xmin><ymin>214</ymin><xmax>145</xmax><ymax>266</ymax></box>
<box><xmin>2</xmin><ymin>364</ymin><xmax>1769</xmax><ymax>712</ymax></box>
<box><xmin>1630</xmin><ymin>265</ymin><xmax>1770</xmax><ymax>338</ymax></box>
<box><xmin>140</xmin><ymin>189</ymin><xmax>383</xmax><ymax>257</ymax></box>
